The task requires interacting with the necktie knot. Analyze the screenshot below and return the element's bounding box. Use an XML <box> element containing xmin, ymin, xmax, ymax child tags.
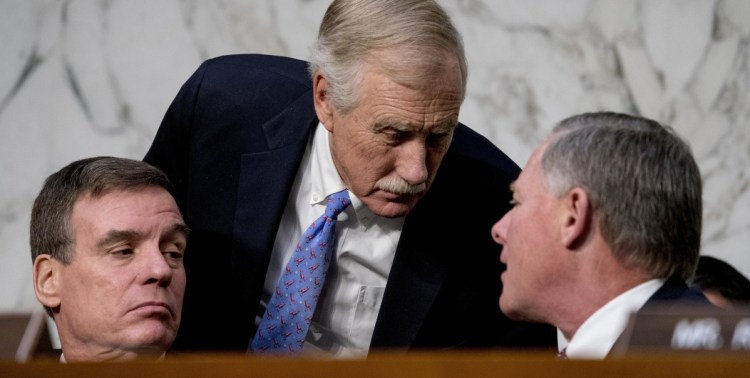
<box><xmin>325</xmin><ymin>190</ymin><xmax>351</xmax><ymax>218</ymax></box>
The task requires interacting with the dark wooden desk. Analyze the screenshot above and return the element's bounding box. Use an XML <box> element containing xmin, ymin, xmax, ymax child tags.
<box><xmin>2</xmin><ymin>351</ymin><xmax>749</xmax><ymax>377</ymax></box>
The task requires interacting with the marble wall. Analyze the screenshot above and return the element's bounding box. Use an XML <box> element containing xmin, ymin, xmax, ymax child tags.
<box><xmin>1</xmin><ymin>0</ymin><xmax>748</xmax><ymax>314</ymax></box>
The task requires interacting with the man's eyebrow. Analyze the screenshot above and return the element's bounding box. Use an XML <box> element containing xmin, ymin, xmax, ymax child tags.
<box><xmin>95</xmin><ymin>223</ymin><xmax>190</xmax><ymax>249</ymax></box>
<box><xmin>372</xmin><ymin>119</ymin><xmax>410</xmax><ymax>132</ymax></box>
<box><xmin>167</xmin><ymin>223</ymin><xmax>191</xmax><ymax>238</ymax></box>
<box><xmin>432</xmin><ymin>120</ymin><xmax>458</xmax><ymax>134</ymax></box>
<box><xmin>372</xmin><ymin>119</ymin><xmax>458</xmax><ymax>134</ymax></box>
<box><xmin>96</xmin><ymin>229</ymin><xmax>142</xmax><ymax>249</ymax></box>
<box><xmin>509</xmin><ymin>181</ymin><xmax>517</xmax><ymax>194</ymax></box>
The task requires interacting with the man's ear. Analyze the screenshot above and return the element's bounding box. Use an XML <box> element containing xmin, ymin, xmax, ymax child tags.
<box><xmin>33</xmin><ymin>255</ymin><xmax>62</xmax><ymax>311</ymax></box>
<box><xmin>560</xmin><ymin>187</ymin><xmax>592</xmax><ymax>249</ymax></box>
<box><xmin>312</xmin><ymin>71</ymin><xmax>334</xmax><ymax>132</ymax></box>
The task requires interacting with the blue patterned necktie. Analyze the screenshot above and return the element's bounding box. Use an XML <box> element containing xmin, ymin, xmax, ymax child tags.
<box><xmin>251</xmin><ymin>190</ymin><xmax>351</xmax><ymax>353</ymax></box>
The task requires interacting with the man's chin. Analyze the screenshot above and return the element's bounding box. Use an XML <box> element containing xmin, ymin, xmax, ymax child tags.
<box><xmin>499</xmin><ymin>297</ymin><xmax>520</xmax><ymax>320</ymax></box>
<box><xmin>125</xmin><ymin>324</ymin><xmax>177</xmax><ymax>350</ymax></box>
<box><xmin>499</xmin><ymin>298</ymin><xmax>538</xmax><ymax>323</ymax></box>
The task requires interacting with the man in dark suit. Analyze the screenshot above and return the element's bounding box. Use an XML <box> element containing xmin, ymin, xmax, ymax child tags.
<box><xmin>145</xmin><ymin>0</ymin><xmax>553</xmax><ymax>355</ymax></box>
<box><xmin>491</xmin><ymin>112</ymin><xmax>710</xmax><ymax>359</ymax></box>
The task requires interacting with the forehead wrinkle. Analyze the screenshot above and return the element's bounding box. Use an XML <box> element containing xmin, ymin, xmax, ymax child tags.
<box><xmin>366</xmin><ymin>79</ymin><xmax>460</xmax><ymax>124</ymax></box>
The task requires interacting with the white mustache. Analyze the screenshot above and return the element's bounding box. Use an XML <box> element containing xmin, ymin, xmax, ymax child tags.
<box><xmin>375</xmin><ymin>177</ymin><xmax>426</xmax><ymax>194</ymax></box>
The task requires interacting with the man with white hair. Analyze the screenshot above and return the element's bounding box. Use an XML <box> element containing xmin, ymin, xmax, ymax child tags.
<box><xmin>146</xmin><ymin>0</ymin><xmax>554</xmax><ymax>356</ymax></box>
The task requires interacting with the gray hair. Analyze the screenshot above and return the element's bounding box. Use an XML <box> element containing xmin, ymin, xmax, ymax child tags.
<box><xmin>308</xmin><ymin>0</ymin><xmax>467</xmax><ymax>113</ymax></box>
<box><xmin>541</xmin><ymin>112</ymin><xmax>702</xmax><ymax>282</ymax></box>
<box><xmin>30</xmin><ymin>156</ymin><xmax>174</xmax><ymax>265</ymax></box>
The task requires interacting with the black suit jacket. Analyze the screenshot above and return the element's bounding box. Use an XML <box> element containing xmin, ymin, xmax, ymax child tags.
<box><xmin>608</xmin><ymin>276</ymin><xmax>713</xmax><ymax>357</ymax></box>
<box><xmin>145</xmin><ymin>54</ymin><xmax>555</xmax><ymax>352</ymax></box>
<box><xmin>642</xmin><ymin>276</ymin><xmax>712</xmax><ymax>309</ymax></box>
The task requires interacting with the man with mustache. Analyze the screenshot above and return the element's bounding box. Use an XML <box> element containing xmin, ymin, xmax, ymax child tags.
<box><xmin>145</xmin><ymin>0</ymin><xmax>554</xmax><ymax>355</ymax></box>
<box><xmin>30</xmin><ymin>157</ymin><xmax>189</xmax><ymax>361</ymax></box>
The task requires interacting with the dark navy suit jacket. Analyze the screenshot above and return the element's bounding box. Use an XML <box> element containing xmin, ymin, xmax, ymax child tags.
<box><xmin>644</xmin><ymin>276</ymin><xmax>711</xmax><ymax>307</ymax></box>
<box><xmin>145</xmin><ymin>54</ymin><xmax>555</xmax><ymax>352</ymax></box>
<box><xmin>609</xmin><ymin>276</ymin><xmax>713</xmax><ymax>356</ymax></box>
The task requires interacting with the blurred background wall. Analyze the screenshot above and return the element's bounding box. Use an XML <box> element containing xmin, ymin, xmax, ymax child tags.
<box><xmin>2</xmin><ymin>0</ymin><xmax>748</xmax><ymax>314</ymax></box>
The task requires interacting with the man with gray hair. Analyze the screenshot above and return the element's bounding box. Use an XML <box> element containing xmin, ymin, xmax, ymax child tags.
<box><xmin>491</xmin><ymin>112</ymin><xmax>711</xmax><ymax>359</ymax></box>
<box><xmin>31</xmin><ymin>157</ymin><xmax>189</xmax><ymax>361</ymax></box>
<box><xmin>146</xmin><ymin>0</ymin><xmax>553</xmax><ymax>355</ymax></box>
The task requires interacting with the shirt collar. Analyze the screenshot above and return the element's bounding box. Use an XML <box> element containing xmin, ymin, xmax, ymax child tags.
<box><xmin>310</xmin><ymin>123</ymin><xmax>376</xmax><ymax>227</ymax></box>
<box><xmin>558</xmin><ymin>278</ymin><xmax>665</xmax><ymax>359</ymax></box>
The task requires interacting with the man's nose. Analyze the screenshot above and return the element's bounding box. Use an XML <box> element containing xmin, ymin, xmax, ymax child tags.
<box><xmin>398</xmin><ymin>140</ymin><xmax>429</xmax><ymax>184</ymax></box>
<box><xmin>491</xmin><ymin>213</ymin><xmax>511</xmax><ymax>245</ymax></box>
<box><xmin>141</xmin><ymin>246</ymin><xmax>173</xmax><ymax>287</ymax></box>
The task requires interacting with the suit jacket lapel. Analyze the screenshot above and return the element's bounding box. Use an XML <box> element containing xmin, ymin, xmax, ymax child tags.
<box><xmin>370</xmin><ymin>199</ymin><xmax>450</xmax><ymax>348</ymax></box>
<box><xmin>230</xmin><ymin>90</ymin><xmax>317</xmax><ymax>308</ymax></box>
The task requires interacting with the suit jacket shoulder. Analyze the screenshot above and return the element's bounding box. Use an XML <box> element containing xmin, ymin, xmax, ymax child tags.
<box><xmin>644</xmin><ymin>276</ymin><xmax>713</xmax><ymax>309</ymax></box>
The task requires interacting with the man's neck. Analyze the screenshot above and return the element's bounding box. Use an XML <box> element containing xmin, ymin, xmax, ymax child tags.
<box><xmin>60</xmin><ymin>347</ymin><xmax>165</xmax><ymax>362</ymax></box>
<box><xmin>556</xmin><ymin>269</ymin><xmax>653</xmax><ymax>339</ymax></box>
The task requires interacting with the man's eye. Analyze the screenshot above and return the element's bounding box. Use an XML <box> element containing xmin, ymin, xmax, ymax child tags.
<box><xmin>382</xmin><ymin>128</ymin><xmax>407</xmax><ymax>140</ymax></box>
<box><xmin>387</xmin><ymin>130</ymin><xmax>404</xmax><ymax>138</ymax></box>
<box><xmin>112</xmin><ymin>248</ymin><xmax>134</xmax><ymax>257</ymax></box>
<box><xmin>427</xmin><ymin>132</ymin><xmax>449</xmax><ymax>146</ymax></box>
<box><xmin>163</xmin><ymin>251</ymin><xmax>184</xmax><ymax>262</ymax></box>
<box><xmin>509</xmin><ymin>198</ymin><xmax>519</xmax><ymax>207</ymax></box>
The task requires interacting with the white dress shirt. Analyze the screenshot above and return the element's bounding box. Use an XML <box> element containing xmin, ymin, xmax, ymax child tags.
<box><xmin>256</xmin><ymin>123</ymin><xmax>404</xmax><ymax>357</ymax></box>
<box><xmin>557</xmin><ymin>278</ymin><xmax>665</xmax><ymax>359</ymax></box>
